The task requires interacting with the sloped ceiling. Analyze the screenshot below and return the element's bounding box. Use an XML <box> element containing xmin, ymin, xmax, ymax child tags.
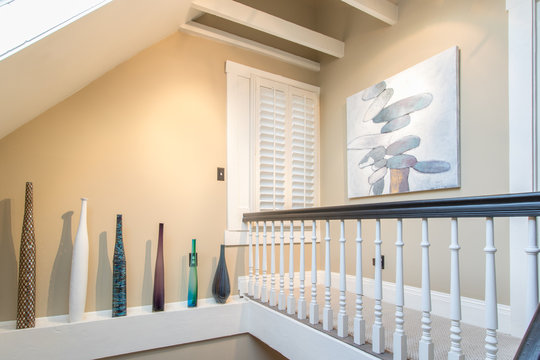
<box><xmin>0</xmin><ymin>0</ymin><xmax>193</xmax><ymax>139</ymax></box>
<box><xmin>0</xmin><ymin>0</ymin><xmax>398</xmax><ymax>140</ymax></box>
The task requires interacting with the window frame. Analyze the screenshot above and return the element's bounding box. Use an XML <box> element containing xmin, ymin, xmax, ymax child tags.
<box><xmin>224</xmin><ymin>61</ymin><xmax>320</xmax><ymax>245</ymax></box>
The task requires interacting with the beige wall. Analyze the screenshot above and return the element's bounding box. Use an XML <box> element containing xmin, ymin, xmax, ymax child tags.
<box><xmin>0</xmin><ymin>31</ymin><xmax>317</xmax><ymax>321</ymax></box>
<box><xmin>318</xmin><ymin>0</ymin><xmax>510</xmax><ymax>303</ymax></box>
<box><xmin>102</xmin><ymin>334</ymin><xmax>286</xmax><ymax>360</ymax></box>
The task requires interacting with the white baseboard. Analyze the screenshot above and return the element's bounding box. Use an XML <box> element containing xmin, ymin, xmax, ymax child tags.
<box><xmin>238</xmin><ymin>271</ymin><xmax>512</xmax><ymax>334</ymax></box>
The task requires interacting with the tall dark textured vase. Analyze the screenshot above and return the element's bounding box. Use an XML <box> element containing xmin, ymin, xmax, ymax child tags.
<box><xmin>16</xmin><ymin>182</ymin><xmax>36</xmax><ymax>329</ymax></box>
<box><xmin>152</xmin><ymin>223</ymin><xmax>165</xmax><ymax>312</ymax></box>
<box><xmin>112</xmin><ymin>214</ymin><xmax>127</xmax><ymax>317</ymax></box>
<box><xmin>212</xmin><ymin>245</ymin><xmax>230</xmax><ymax>304</ymax></box>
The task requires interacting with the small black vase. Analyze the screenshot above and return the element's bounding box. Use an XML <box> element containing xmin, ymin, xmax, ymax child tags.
<box><xmin>212</xmin><ymin>245</ymin><xmax>230</xmax><ymax>304</ymax></box>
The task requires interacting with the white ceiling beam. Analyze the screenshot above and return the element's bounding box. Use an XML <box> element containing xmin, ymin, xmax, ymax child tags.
<box><xmin>341</xmin><ymin>0</ymin><xmax>398</xmax><ymax>25</ymax></box>
<box><xmin>180</xmin><ymin>22</ymin><xmax>320</xmax><ymax>72</ymax></box>
<box><xmin>190</xmin><ymin>0</ymin><xmax>344</xmax><ymax>58</ymax></box>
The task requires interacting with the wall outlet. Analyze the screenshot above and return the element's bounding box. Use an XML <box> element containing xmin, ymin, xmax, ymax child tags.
<box><xmin>372</xmin><ymin>255</ymin><xmax>385</xmax><ymax>269</ymax></box>
<box><xmin>217</xmin><ymin>167</ymin><xmax>225</xmax><ymax>181</ymax></box>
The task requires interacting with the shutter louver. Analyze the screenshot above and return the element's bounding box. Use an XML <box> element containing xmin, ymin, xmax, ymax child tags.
<box><xmin>291</xmin><ymin>94</ymin><xmax>316</xmax><ymax>208</ymax></box>
<box><xmin>258</xmin><ymin>85</ymin><xmax>286</xmax><ymax>210</ymax></box>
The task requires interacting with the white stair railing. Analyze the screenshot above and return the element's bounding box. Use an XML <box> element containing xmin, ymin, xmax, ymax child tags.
<box><xmin>394</xmin><ymin>218</ymin><xmax>406</xmax><ymax>360</ymax></box>
<box><xmin>254</xmin><ymin>222</ymin><xmax>260</xmax><ymax>299</ymax></box>
<box><xmin>310</xmin><ymin>220</ymin><xmax>319</xmax><ymax>325</ymax></box>
<box><xmin>323</xmin><ymin>220</ymin><xmax>333</xmax><ymax>331</ymax></box>
<box><xmin>372</xmin><ymin>219</ymin><xmax>384</xmax><ymax>353</ymax></box>
<box><xmin>419</xmin><ymin>218</ymin><xmax>434</xmax><ymax>360</ymax></box>
<box><xmin>278</xmin><ymin>221</ymin><xmax>286</xmax><ymax>310</ymax></box>
<box><xmin>270</xmin><ymin>221</ymin><xmax>277</xmax><ymax>306</ymax></box>
<box><xmin>248</xmin><ymin>222</ymin><xmax>254</xmax><ymax>297</ymax></box>
<box><xmin>241</xmin><ymin>192</ymin><xmax>540</xmax><ymax>360</ymax></box>
<box><xmin>288</xmin><ymin>221</ymin><xmax>295</xmax><ymax>315</ymax></box>
<box><xmin>337</xmin><ymin>220</ymin><xmax>348</xmax><ymax>337</ymax></box>
<box><xmin>262</xmin><ymin>222</ymin><xmax>268</xmax><ymax>303</ymax></box>
<box><xmin>354</xmin><ymin>219</ymin><xmax>365</xmax><ymax>345</ymax></box>
<box><xmin>448</xmin><ymin>218</ymin><xmax>464</xmax><ymax>360</ymax></box>
<box><xmin>484</xmin><ymin>217</ymin><xmax>498</xmax><ymax>360</ymax></box>
<box><xmin>298</xmin><ymin>221</ymin><xmax>307</xmax><ymax>319</ymax></box>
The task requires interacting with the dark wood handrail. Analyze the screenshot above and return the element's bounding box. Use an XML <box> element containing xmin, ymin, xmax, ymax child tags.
<box><xmin>243</xmin><ymin>192</ymin><xmax>540</xmax><ymax>222</ymax></box>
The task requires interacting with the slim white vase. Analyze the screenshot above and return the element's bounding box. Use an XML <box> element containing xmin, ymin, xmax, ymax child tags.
<box><xmin>69</xmin><ymin>198</ymin><xmax>89</xmax><ymax>322</ymax></box>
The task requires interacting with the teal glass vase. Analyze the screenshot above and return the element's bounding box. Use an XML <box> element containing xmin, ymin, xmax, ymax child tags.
<box><xmin>187</xmin><ymin>239</ymin><xmax>198</xmax><ymax>307</ymax></box>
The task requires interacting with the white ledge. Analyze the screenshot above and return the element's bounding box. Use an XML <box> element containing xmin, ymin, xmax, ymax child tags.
<box><xmin>341</xmin><ymin>0</ymin><xmax>398</xmax><ymax>25</ymax></box>
<box><xmin>0</xmin><ymin>297</ymin><xmax>248</xmax><ymax>360</ymax></box>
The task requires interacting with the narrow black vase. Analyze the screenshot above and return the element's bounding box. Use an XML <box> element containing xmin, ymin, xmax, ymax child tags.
<box><xmin>212</xmin><ymin>245</ymin><xmax>230</xmax><ymax>304</ymax></box>
<box><xmin>152</xmin><ymin>223</ymin><xmax>165</xmax><ymax>312</ymax></box>
<box><xmin>112</xmin><ymin>214</ymin><xmax>126</xmax><ymax>317</ymax></box>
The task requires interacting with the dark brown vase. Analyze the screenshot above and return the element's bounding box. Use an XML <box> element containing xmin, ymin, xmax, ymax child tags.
<box><xmin>152</xmin><ymin>223</ymin><xmax>165</xmax><ymax>311</ymax></box>
<box><xmin>16</xmin><ymin>182</ymin><xmax>36</xmax><ymax>329</ymax></box>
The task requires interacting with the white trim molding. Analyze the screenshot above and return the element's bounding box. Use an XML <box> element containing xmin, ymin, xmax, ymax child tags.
<box><xmin>190</xmin><ymin>0</ymin><xmax>344</xmax><ymax>58</ymax></box>
<box><xmin>179</xmin><ymin>22</ymin><xmax>320</xmax><ymax>72</ymax></box>
<box><xmin>507</xmin><ymin>0</ymin><xmax>539</xmax><ymax>337</ymax></box>
<box><xmin>341</xmin><ymin>0</ymin><xmax>398</xmax><ymax>25</ymax></box>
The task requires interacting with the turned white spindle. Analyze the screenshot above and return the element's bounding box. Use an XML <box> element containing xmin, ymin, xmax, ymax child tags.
<box><xmin>394</xmin><ymin>219</ymin><xmax>407</xmax><ymax>360</ymax></box>
<box><xmin>261</xmin><ymin>222</ymin><xmax>268</xmax><ymax>303</ymax></box>
<box><xmin>288</xmin><ymin>221</ymin><xmax>296</xmax><ymax>315</ymax></box>
<box><xmin>254</xmin><ymin>222</ymin><xmax>260</xmax><ymax>299</ymax></box>
<box><xmin>278</xmin><ymin>221</ymin><xmax>286</xmax><ymax>310</ymax></box>
<box><xmin>419</xmin><ymin>218</ymin><xmax>434</xmax><ymax>360</ymax></box>
<box><xmin>484</xmin><ymin>217</ymin><xmax>498</xmax><ymax>360</ymax></box>
<box><xmin>310</xmin><ymin>220</ymin><xmax>319</xmax><ymax>325</ymax></box>
<box><xmin>248</xmin><ymin>222</ymin><xmax>254</xmax><ymax>297</ymax></box>
<box><xmin>323</xmin><ymin>220</ymin><xmax>333</xmax><ymax>331</ymax></box>
<box><xmin>526</xmin><ymin>217</ymin><xmax>540</xmax><ymax>320</ymax></box>
<box><xmin>354</xmin><ymin>220</ymin><xmax>365</xmax><ymax>345</ymax></box>
<box><xmin>448</xmin><ymin>218</ymin><xmax>464</xmax><ymax>360</ymax></box>
<box><xmin>337</xmin><ymin>220</ymin><xmax>348</xmax><ymax>337</ymax></box>
<box><xmin>372</xmin><ymin>219</ymin><xmax>385</xmax><ymax>353</ymax></box>
<box><xmin>298</xmin><ymin>221</ymin><xmax>307</xmax><ymax>319</ymax></box>
<box><xmin>270</xmin><ymin>221</ymin><xmax>277</xmax><ymax>306</ymax></box>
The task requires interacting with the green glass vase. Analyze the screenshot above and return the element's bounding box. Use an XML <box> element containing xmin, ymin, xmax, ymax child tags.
<box><xmin>187</xmin><ymin>239</ymin><xmax>198</xmax><ymax>307</ymax></box>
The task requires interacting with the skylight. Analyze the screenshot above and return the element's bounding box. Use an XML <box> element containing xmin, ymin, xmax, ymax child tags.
<box><xmin>0</xmin><ymin>0</ymin><xmax>111</xmax><ymax>61</ymax></box>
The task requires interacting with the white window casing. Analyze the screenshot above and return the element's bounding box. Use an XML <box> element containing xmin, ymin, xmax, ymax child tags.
<box><xmin>225</xmin><ymin>61</ymin><xmax>320</xmax><ymax>245</ymax></box>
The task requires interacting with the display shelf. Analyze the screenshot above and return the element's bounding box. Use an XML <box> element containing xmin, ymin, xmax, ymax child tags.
<box><xmin>0</xmin><ymin>296</ymin><xmax>248</xmax><ymax>360</ymax></box>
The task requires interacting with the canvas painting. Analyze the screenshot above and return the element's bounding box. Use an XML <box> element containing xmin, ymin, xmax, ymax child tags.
<box><xmin>346</xmin><ymin>46</ymin><xmax>460</xmax><ymax>198</ymax></box>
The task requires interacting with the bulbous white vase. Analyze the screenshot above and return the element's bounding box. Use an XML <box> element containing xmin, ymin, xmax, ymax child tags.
<box><xmin>69</xmin><ymin>198</ymin><xmax>89</xmax><ymax>322</ymax></box>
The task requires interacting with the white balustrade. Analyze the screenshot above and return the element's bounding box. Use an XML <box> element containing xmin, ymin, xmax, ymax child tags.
<box><xmin>310</xmin><ymin>220</ymin><xmax>319</xmax><ymax>325</ymax></box>
<box><xmin>419</xmin><ymin>218</ymin><xmax>434</xmax><ymax>360</ymax></box>
<box><xmin>527</xmin><ymin>217</ymin><xmax>540</xmax><ymax>320</ymax></box>
<box><xmin>372</xmin><ymin>219</ymin><xmax>385</xmax><ymax>353</ymax></box>
<box><xmin>484</xmin><ymin>217</ymin><xmax>498</xmax><ymax>360</ymax></box>
<box><xmin>393</xmin><ymin>219</ymin><xmax>406</xmax><ymax>360</ymax></box>
<box><xmin>337</xmin><ymin>220</ymin><xmax>348</xmax><ymax>337</ymax></box>
<box><xmin>323</xmin><ymin>220</ymin><xmax>333</xmax><ymax>331</ymax></box>
<box><xmin>288</xmin><ymin>221</ymin><xmax>296</xmax><ymax>315</ymax></box>
<box><xmin>254</xmin><ymin>222</ymin><xmax>260</xmax><ymax>299</ymax></box>
<box><xmin>248</xmin><ymin>222</ymin><xmax>254</xmax><ymax>297</ymax></box>
<box><xmin>298</xmin><ymin>221</ymin><xmax>307</xmax><ymax>319</ymax></box>
<box><xmin>448</xmin><ymin>218</ymin><xmax>464</xmax><ymax>360</ymax></box>
<box><xmin>354</xmin><ymin>219</ymin><xmax>365</xmax><ymax>345</ymax></box>
<box><xmin>270</xmin><ymin>221</ymin><xmax>277</xmax><ymax>306</ymax></box>
<box><xmin>261</xmin><ymin>222</ymin><xmax>268</xmax><ymax>303</ymax></box>
<box><xmin>278</xmin><ymin>221</ymin><xmax>286</xmax><ymax>310</ymax></box>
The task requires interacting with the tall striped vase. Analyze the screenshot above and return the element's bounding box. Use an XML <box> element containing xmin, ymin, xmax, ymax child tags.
<box><xmin>112</xmin><ymin>214</ymin><xmax>127</xmax><ymax>317</ymax></box>
<box><xmin>16</xmin><ymin>182</ymin><xmax>36</xmax><ymax>329</ymax></box>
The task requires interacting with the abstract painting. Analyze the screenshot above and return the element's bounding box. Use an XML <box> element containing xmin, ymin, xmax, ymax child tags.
<box><xmin>347</xmin><ymin>46</ymin><xmax>460</xmax><ymax>198</ymax></box>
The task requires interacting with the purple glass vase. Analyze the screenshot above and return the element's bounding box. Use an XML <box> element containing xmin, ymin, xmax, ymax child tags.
<box><xmin>152</xmin><ymin>223</ymin><xmax>165</xmax><ymax>311</ymax></box>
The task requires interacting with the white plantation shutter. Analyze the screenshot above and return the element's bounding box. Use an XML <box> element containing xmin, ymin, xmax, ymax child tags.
<box><xmin>256</xmin><ymin>78</ymin><xmax>319</xmax><ymax>211</ymax></box>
